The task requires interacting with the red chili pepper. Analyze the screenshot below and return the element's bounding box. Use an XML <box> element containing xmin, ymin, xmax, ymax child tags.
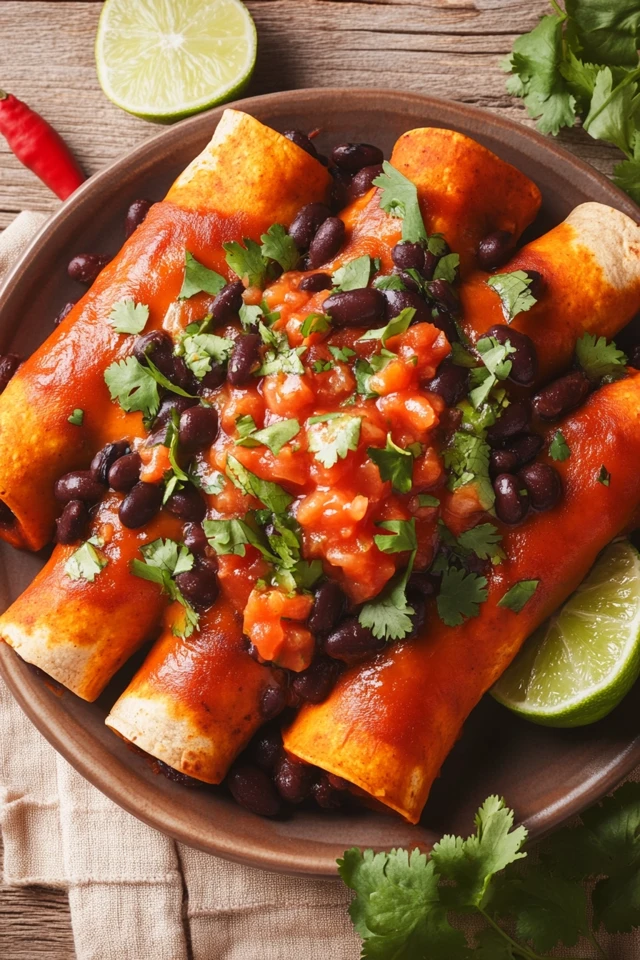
<box><xmin>0</xmin><ymin>88</ymin><xmax>85</xmax><ymax>200</ymax></box>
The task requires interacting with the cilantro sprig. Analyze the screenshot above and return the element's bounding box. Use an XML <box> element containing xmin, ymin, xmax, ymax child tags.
<box><xmin>576</xmin><ymin>333</ymin><xmax>628</xmax><ymax>382</ymax></box>
<box><xmin>373</xmin><ymin>162</ymin><xmax>427</xmax><ymax>242</ymax></box>
<box><xmin>64</xmin><ymin>539</ymin><xmax>108</xmax><ymax>582</ymax></box>
<box><xmin>178</xmin><ymin>252</ymin><xmax>226</xmax><ymax>300</ymax></box>
<box><xmin>130</xmin><ymin>538</ymin><xmax>199</xmax><ymax>639</ymax></box>
<box><xmin>486</xmin><ymin>271</ymin><xmax>538</xmax><ymax>322</ymax></box>
<box><xmin>341</xmin><ymin>782</ymin><xmax>640</xmax><ymax>958</ymax></box>
<box><xmin>359</xmin><ymin>520</ymin><xmax>418</xmax><ymax>643</ymax></box>
<box><xmin>307</xmin><ymin>413</ymin><xmax>362</xmax><ymax>469</ymax></box>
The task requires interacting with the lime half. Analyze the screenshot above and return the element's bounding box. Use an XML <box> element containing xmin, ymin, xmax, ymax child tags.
<box><xmin>95</xmin><ymin>0</ymin><xmax>257</xmax><ymax>122</ymax></box>
<box><xmin>492</xmin><ymin>540</ymin><xmax>640</xmax><ymax>727</ymax></box>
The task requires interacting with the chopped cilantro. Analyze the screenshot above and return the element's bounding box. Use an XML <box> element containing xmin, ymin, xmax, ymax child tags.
<box><xmin>443</xmin><ymin>431</ymin><xmax>495</xmax><ymax>510</ymax></box>
<box><xmin>329</xmin><ymin>345</ymin><xmax>356</xmax><ymax>363</ymax></box>
<box><xmin>178</xmin><ymin>251</ymin><xmax>226</xmax><ymax>300</ymax></box>
<box><xmin>236</xmin><ymin>418</ymin><xmax>300</xmax><ymax>456</ymax></box>
<box><xmin>598</xmin><ymin>464</ymin><xmax>611</xmax><ymax>486</ymax></box>
<box><xmin>239</xmin><ymin>303</ymin><xmax>262</xmax><ymax>330</ymax></box>
<box><xmin>307</xmin><ymin>414</ymin><xmax>362</xmax><ymax>468</ymax></box>
<box><xmin>332</xmin><ymin>255</ymin><xmax>378</xmax><ymax>292</ymax></box>
<box><xmin>549</xmin><ymin>430</ymin><xmax>571</xmax><ymax>461</ymax></box>
<box><xmin>300</xmin><ymin>312</ymin><xmax>331</xmax><ymax>337</ymax></box>
<box><xmin>256</xmin><ymin>326</ymin><xmax>306</xmax><ymax>376</ymax></box>
<box><xmin>498</xmin><ymin>579</ymin><xmax>540</xmax><ymax>613</ymax></box>
<box><xmin>108</xmin><ymin>298</ymin><xmax>149</xmax><ymax>335</ymax></box>
<box><xmin>181</xmin><ymin>333</ymin><xmax>233</xmax><ymax>380</ymax></box>
<box><xmin>437</xmin><ymin>566</ymin><xmax>488</xmax><ymax>626</ymax></box>
<box><xmin>433</xmin><ymin>252</ymin><xmax>460</xmax><ymax>284</ymax></box>
<box><xmin>486</xmin><ymin>270</ymin><xmax>538</xmax><ymax>322</ymax></box>
<box><xmin>457</xmin><ymin>523</ymin><xmax>505</xmax><ymax>564</ymax></box>
<box><xmin>576</xmin><ymin>333</ymin><xmax>627</xmax><ymax>382</ymax></box>
<box><xmin>374</xmin><ymin>518</ymin><xmax>417</xmax><ymax>555</ymax></box>
<box><xmin>358</xmin><ymin>307</ymin><xmax>415</xmax><ymax>347</ymax></box>
<box><xmin>68</xmin><ymin>408</ymin><xmax>84</xmax><ymax>426</ymax></box>
<box><xmin>260</xmin><ymin>223</ymin><xmax>299</xmax><ymax>272</ymax></box>
<box><xmin>354</xmin><ymin>357</ymin><xmax>378</xmax><ymax>399</ymax></box>
<box><xmin>367</xmin><ymin>434</ymin><xmax>415</xmax><ymax>494</ymax></box>
<box><xmin>418</xmin><ymin>494</ymin><xmax>440</xmax><ymax>507</ymax></box>
<box><xmin>359</xmin><ymin>539</ymin><xmax>417</xmax><ymax>642</ymax></box>
<box><xmin>130</xmin><ymin>538</ymin><xmax>199</xmax><ymax>639</ymax></box>
<box><xmin>225</xmin><ymin>455</ymin><xmax>293</xmax><ymax>515</ymax></box>
<box><xmin>204</xmin><ymin>517</ymin><xmax>273</xmax><ymax>560</ymax></box>
<box><xmin>373</xmin><ymin>161</ymin><xmax>427</xmax><ymax>242</ymax></box>
<box><xmin>372</xmin><ymin>273</ymin><xmax>407</xmax><ymax>292</ymax></box>
<box><xmin>223</xmin><ymin>238</ymin><xmax>267</xmax><ymax>289</ymax></box>
<box><xmin>64</xmin><ymin>539</ymin><xmax>108</xmax><ymax>582</ymax></box>
<box><xmin>161</xmin><ymin>410</ymin><xmax>189</xmax><ymax>504</ymax></box>
<box><xmin>312</xmin><ymin>359</ymin><xmax>332</xmax><ymax>373</ymax></box>
<box><xmin>450</xmin><ymin>342</ymin><xmax>478</xmax><ymax>368</ymax></box>
<box><xmin>104</xmin><ymin>356</ymin><xmax>160</xmax><ymax>418</ymax></box>
<box><xmin>468</xmin><ymin>336</ymin><xmax>516</xmax><ymax>409</ymax></box>
<box><xmin>235</xmin><ymin>414</ymin><xmax>258</xmax><ymax>439</ymax></box>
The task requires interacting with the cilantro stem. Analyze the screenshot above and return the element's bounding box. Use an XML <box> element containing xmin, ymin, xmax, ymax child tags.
<box><xmin>589</xmin><ymin>932</ymin><xmax>608</xmax><ymax>959</ymax></box>
<box><xmin>549</xmin><ymin>0</ymin><xmax>565</xmax><ymax>18</ymax></box>
<box><xmin>477</xmin><ymin>908</ymin><xmax>541</xmax><ymax>960</ymax></box>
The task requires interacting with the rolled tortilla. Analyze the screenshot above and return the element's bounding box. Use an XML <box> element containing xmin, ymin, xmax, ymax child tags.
<box><xmin>283</xmin><ymin>372</ymin><xmax>640</xmax><ymax>822</ymax></box>
<box><xmin>460</xmin><ymin>202</ymin><xmax>640</xmax><ymax>381</ymax></box>
<box><xmin>0</xmin><ymin>495</ymin><xmax>181</xmax><ymax>701</ymax></box>
<box><xmin>0</xmin><ymin>110</ymin><xmax>330</xmax><ymax>550</ymax></box>
<box><xmin>105</xmin><ymin>598</ymin><xmax>281</xmax><ymax>783</ymax></box>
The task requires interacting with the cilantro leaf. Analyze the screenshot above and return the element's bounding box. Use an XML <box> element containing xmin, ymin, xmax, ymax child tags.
<box><xmin>450</xmin><ymin>342</ymin><xmax>478</xmax><ymax>368</ymax></box>
<box><xmin>598</xmin><ymin>464</ymin><xmax>611</xmax><ymax>486</ymax></box>
<box><xmin>300</xmin><ymin>312</ymin><xmax>331</xmax><ymax>337</ymax></box>
<box><xmin>432</xmin><ymin>795</ymin><xmax>527</xmax><ymax>908</ymax></box>
<box><xmin>444</xmin><ymin>431</ymin><xmax>495</xmax><ymax>510</ymax></box>
<box><xmin>256</xmin><ymin>326</ymin><xmax>306</xmax><ymax>376</ymax></box>
<box><xmin>307</xmin><ymin>414</ymin><xmax>361</xmax><ymax>469</ymax></box>
<box><xmin>338</xmin><ymin>848</ymin><xmax>469</xmax><ymax>960</ymax></box>
<box><xmin>437</xmin><ymin>565</ymin><xmax>488</xmax><ymax>626</ymax></box>
<box><xmin>178</xmin><ymin>251</ymin><xmax>226</xmax><ymax>300</ymax></box>
<box><xmin>223</xmin><ymin>238</ymin><xmax>267</xmax><ymax>289</ymax></box>
<box><xmin>239</xmin><ymin>303</ymin><xmax>262</xmax><ymax>330</ymax></box>
<box><xmin>358</xmin><ymin>307</ymin><xmax>415</xmax><ymax>346</ymax></box>
<box><xmin>225</xmin><ymin>455</ymin><xmax>293</xmax><ymax>514</ymax></box>
<box><xmin>104</xmin><ymin>356</ymin><xmax>160</xmax><ymax>418</ymax></box>
<box><xmin>498</xmin><ymin>580</ymin><xmax>540</xmax><ymax>613</ymax></box>
<box><xmin>565</xmin><ymin>0</ymin><xmax>640</xmax><ymax>68</ymax></box>
<box><xmin>614</xmin><ymin>131</ymin><xmax>640</xmax><ymax>202</ymax></box>
<box><xmin>486</xmin><ymin>271</ymin><xmax>537</xmax><ymax>322</ymax></box>
<box><xmin>583</xmin><ymin>66</ymin><xmax>640</xmax><ymax>155</ymax></box>
<box><xmin>372</xmin><ymin>274</ymin><xmax>407</xmax><ymax>292</ymax></box>
<box><xmin>130</xmin><ymin>538</ymin><xmax>199</xmax><ymax>638</ymax></box>
<box><xmin>64</xmin><ymin>540</ymin><xmax>108</xmax><ymax>582</ymax></box>
<box><xmin>359</xmin><ymin>533</ymin><xmax>417</xmax><ymax>643</ymax></box>
<box><xmin>418</xmin><ymin>494</ymin><xmax>439</xmax><ymax>507</ymax></box>
<box><xmin>68</xmin><ymin>408</ymin><xmax>84</xmax><ymax>426</ymax></box>
<box><xmin>260</xmin><ymin>223</ymin><xmax>299</xmax><ymax>272</ymax></box>
<box><xmin>236</xmin><ymin>418</ymin><xmax>300</xmax><ymax>455</ymax></box>
<box><xmin>204</xmin><ymin>517</ymin><xmax>274</xmax><ymax>561</ymax></box>
<box><xmin>374</xmin><ymin>518</ymin><xmax>417</xmax><ymax>555</ymax></box>
<box><xmin>433</xmin><ymin>252</ymin><xmax>460</xmax><ymax>284</ymax></box>
<box><xmin>332</xmin><ymin>255</ymin><xmax>378</xmax><ymax>292</ymax></box>
<box><xmin>549</xmin><ymin>430</ymin><xmax>570</xmax><ymax>461</ymax></box>
<box><xmin>181</xmin><ymin>333</ymin><xmax>234</xmax><ymax>380</ymax></box>
<box><xmin>458</xmin><ymin>523</ymin><xmax>505</xmax><ymax>564</ymax></box>
<box><xmin>368</xmin><ymin>434</ymin><xmax>414</xmax><ymax>494</ymax></box>
<box><xmin>329</xmin><ymin>345</ymin><xmax>356</xmax><ymax>363</ymax></box>
<box><xmin>576</xmin><ymin>332</ymin><xmax>627</xmax><ymax>381</ymax></box>
<box><xmin>108</xmin><ymin>298</ymin><xmax>149</xmax><ymax>335</ymax></box>
<box><xmin>373</xmin><ymin>162</ymin><xmax>427</xmax><ymax>243</ymax></box>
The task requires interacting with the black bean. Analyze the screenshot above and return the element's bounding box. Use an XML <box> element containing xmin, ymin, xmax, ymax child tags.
<box><xmin>429</xmin><ymin>278</ymin><xmax>460</xmax><ymax>316</ymax></box>
<box><xmin>0</xmin><ymin>354</ymin><xmax>21</xmax><ymax>393</ymax></box>
<box><xmin>0</xmin><ymin>501</ymin><xmax>14</xmax><ymax>527</ymax></box>
<box><xmin>504</xmin><ymin>433</ymin><xmax>544</xmax><ymax>467</ymax></box>
<box><xmin>424</xmin><ymin>359</ymin><xmax>468</xmax><ymax>406</ymax></box>
<box><xmin>312</xmin><ymin>775</ymin><xmax>343</xmax><ymax>810</ymax></box>
<box><xmin>323</xmin><ymin>287</ymin><xmax>385</xmax><ymax>328</ymax></box>
<box><xmin>532</xmin><ymin>370</ymin><xmax>591</xmax><ymax>421</ymax></box>
<box><xmin>392</xmin><ymin>241</ymin><xmax>426</xmax><ymax>272</ymax></box>
<box><xmin>329</xmin><ymin>166</ymin><xmax>351</xmax><ymax>211</ymax></box>
<box><xmin>422</xmin><ymin>250</ymin><xmax>439</xmax><ymax>281</ymax></box>
<box><xmin>407</xmin><ymin>597</ymin><xmax>427</xmax><ymax>640</ymax></box>
<box><xmin>331</xmin><ymin>142</ymin><xmax>384</xmax><ymax>173</ymax></box>
<box><xmin>406</xmin><ymin>570</ymin><xmax>438</xmax><ymax>600</ymax></box>
<box><xmin>327</xmin><ymin>773</ymin><xmax>349</xmax><ymax>791</ymax></box>
<box><xmin>250</xmin><ymin>725</ymin><xmax>283</xmax><ymax>772</ymax></box>
<box><xmin>392</xmin><ymin>268</ymin><xmax>420</xmax><ymax>293</ymax></box>
<box><xmin>124</xmin><ymin>199</ymin><xmax>151</xmax><ymax>239</ymax></box>
<box><xmin>519</xmin><ymin>462</ymin><xmax>562</xmax><ymax>511</ymax></box>
<box><xmin>54</xmin><ymin>470</ymin><xmax>105</xmax><ymax>504</ymax></box>
<box><xmin>274</xmin><ymin>756</ymin><xmax>314</xmax><ymax>803</ymax></box>
<box><xmin>324</xmin><ymin>617</ymin><xmax>385</xmax><ymax>663</ymax></box>
<box><xmin>67</xmin><ymin>253</ymin><xmax>111</xmax><ymax>285</ymax></box>
<box><xmin>107</xmin><ymin>452</ymin><xmax>141</xmax><ymax>492</ymax></box>
<box><xmin>431</xmin><ymin>310</ymin><xmax>459</xmax><ymax>343</ymax></box>
<box><xmin>170</xmin><ymin>355</ymin><xmax>198</xmax><ymax>395</ymax></box>
<box><xmin>382</xmin><ymin>289</ymin><xmax>432</xmax><ymax>325</ymax></box>
<box><xmin>283</xmin><ymin>129</ymin><xmax>320</xmax><ymax>160</ymax></box>
<box><xmin>527</xmin><ymin>270</ymin><xmax>545</xmax><ymax>299</ymax></box>
<box><xmin>308</xmin><ymin>217</ymin><xmax>345</xmax><ymax>269</ymax></box>
<box><xmin>53</xmin><ymin>301</ymin><xmax>76</xmax><ymax>326</ymax></box>
<box><xmin>630</xmin><ymin>345</ymin><xmax>640</xmax><ymax>370</ymax></box>
<box><xmin>155</xmin><ymin>758</ymin><xmax>204</xmax><ymax>788</ymax></box>
<box><xmin>155</xmin><ymin>394</ymin><xmax>198</xmax><ymax>429</ymax></box>
<box><xmin>211</xmin><ymin>280</ymin><xmax>244</xmax><ymax>323</ymax></box>
<box><xmin>477</xmin><ymin>230</ymin><xmax>515</xmax><ymax>272</ymax></box>
<box><xmin>489</xmin><ymin>448</ymin><xmax>519</xmax><ymax>480</ymax></box>
<box><xmin>183</xmin><ymin>522</ymin><xmax>208</xmax><ymax>555</ymax></box>
<box><xmin>487</xmin><ymin>401</ymin><xmax>531</xmax><ymax>445</ymax></box>
<box><xmin>227</xmin><ymin>334</ymin><xmax>261</xmax><ymax>387</ymax></box>
<box><xmin>165</xmin><ymin>485</ymin><xmax>206</xmax><ymax>522</ymax></box>
<box><xmin>179</xmin><ymin>405</ymin><xmax>218</xmax><ymax>451</ymax></box>
<box><xmin>259</xmin><ymin>682</ymin><xmax>287</xmax><ymax>720</ymax></box>
<box><xmin>350</xmin><ymin>163</ymin><xmax>383</xmax><ymax>198</ymax></box>
<box><xmin>174</xmin><ymin>557</ymin><xmax>218</xmax><ymax>611</ymax></box>
<box><xmin>198</xmin><ymin>361</ymin><xmax>227</xmax><ymax>392</ymax></box>
<box><xmin>299</xmin><ymin>272</ymin><xmax>332</xmax><ymax>293</ymax></box>
<box><xmin>291</xmin><ymin>657</ymin><xmax>340</xmax><ymax>704</ymax></box>
<box><xmin>55</xmin><ymin>500</ymin><xmax>89</xmax><ymax>544</ymax></box>
<box><xmin>485</xmin><ymin>324</ymin><xmax>538</xmax><ymax>387</ymax></box>
<box><xmin>133</xmin><ymin>330</ymin><xmax>174</xmax><ymax>379</ymax></box>
<box><xmin>494</xmin><ymin>473</ymin><xmax>529</xmax><ymax>525</ymax></box>
<box><xmin>227</xmin><ymin>763</ymin><xmax>281</xmax><ymax>817</ymax></box>
<box><xmin>119</xmin><ymin>481</ymin><xmax>162</xmax><ymax>528</ymax></box>
<box><xmin>90</xmin><ymin>440</ymin><xmax>129</xmax><ymax>485</ymax></box>
<box><xmin>289</xmin><ymin>203</ymin><xmax>332</xmax><ymax>251</ymax></box>
<box><xmin>308</xmin><ymin>580</ymin><xmax>347</xmax><ymax>636</ymax></box>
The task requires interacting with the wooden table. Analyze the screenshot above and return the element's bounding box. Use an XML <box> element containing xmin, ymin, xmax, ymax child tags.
<box><xmin>0</xmin><ymin>1</ymin><xmax>625</xmax><ymax>956</ymax></box>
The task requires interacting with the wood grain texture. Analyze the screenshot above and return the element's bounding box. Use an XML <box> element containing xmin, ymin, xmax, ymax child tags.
<box><xmin>0</xmin><ymin>1</ymin><xmax>627</xmax><ymax>957</ymax></box>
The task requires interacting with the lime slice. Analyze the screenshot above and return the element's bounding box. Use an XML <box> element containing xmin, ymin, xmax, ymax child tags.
<box><xmin>95</xmin><ymin>0</ymin><xmax>257</xmax><ymax>122</ymax></box>
<box><xmin>492</xmin><ymin>540</ymin><xmax>640</xmax><ymax>727</ymax></box>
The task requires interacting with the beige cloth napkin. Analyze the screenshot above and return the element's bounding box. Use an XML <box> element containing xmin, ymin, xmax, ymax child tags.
<box><xmin>0</xmin><ymin>211</ymin><xmax>358</xmax><ymax>960</ymax></box>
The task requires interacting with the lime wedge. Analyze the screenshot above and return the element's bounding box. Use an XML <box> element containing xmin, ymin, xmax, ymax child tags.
<box><xmin>95</xmin><ymin>0</ymin><xmax>257</xmax><ymax>122</ymax></box>
<box><xmin>492</xmin><ymin>540</ymin><xmax>640</xmax><ymax>727</ymax></box>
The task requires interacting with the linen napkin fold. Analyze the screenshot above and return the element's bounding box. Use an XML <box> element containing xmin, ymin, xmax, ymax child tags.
<box><xmin>0</xmin><ymin>211</ymin><xmax>358</xmax><ymax>960</ymax></box>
